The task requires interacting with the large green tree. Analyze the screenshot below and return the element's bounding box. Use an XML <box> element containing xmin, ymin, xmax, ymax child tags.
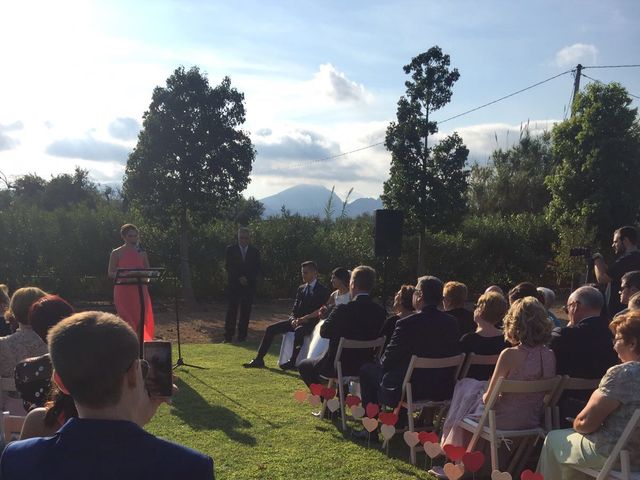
<box><xmin>546</xmin><ymin>82</ymin><xmax>640</xmax><ymax>256</ymax></box>
<box><xmin>382</xmin><ymin>47</ymin><xmax>469</xmax><ymax>273</ymax></box>
<box><xmin>124</xmin><ymin>66</ymin><xmax>255</xmax><ymax>301</ymax></box>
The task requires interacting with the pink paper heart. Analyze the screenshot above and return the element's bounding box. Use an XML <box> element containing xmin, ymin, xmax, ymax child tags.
<box><xmin>443</xmin><ymin>444</ymin><xmax>466</xmax><ymax>462</ymax></box>
<box><xmin>362</xmin><ymin>417</ymin><xmax>378</xmax><ymax>432</ymax></box>
<box><xmin>307</xmin><ymin>394</ymin><xmax>321</xmax><ymax>406</ymax></box>
<box><xmin>521</xmin><ymin>470</ymin><xmax>544</xmax><ymax>480</ymax></box>
<box><xmin>418</xmin><ymin>431</ymin><xmax>439</xmax><ymax>444</ymax></box>
<box><xmin>403</xmin><ymin>431</ymin><xmax>420</xmax><ymax>447</ymax></box>
<box><xmin>491</xmin><ymin>471</ymin><xmax>513</xmax><ymax>480</ymax></box>
<box><xmin>380</xmin><ymin>424</ymin><xmax>396</xmax><ymax>440</ymax></box>
<box><xmin>365</xmin><ymin>402</ymin><xmax>379</xmax><ymax>418</ymax></box>
<box><xmin>443</xmin><ymin>462</ymin><xmax>464</xmax><ymax>480</ymax></box>
<box><xmin>462</xmin><ymin>451</ymin><xmax>485</xmax><ymax>473</ymax></box>
<box><xmin>309</xmin><ymin>383</ymin><xmax>323</xmax><ymax>396</ymax></box>
<box><xmin>326</xmin><ymin>398</ymin><xmax>340</xmax><ymax>412</ymax></box>
<box><xmin>351</xmin><ymin>405</ymin><xmax>365</xmax><ymax>419</ymax></box>
<box><xmin>345</xmin><ymin>395</ymin><xmax>361</xmax><ymax>407</ymax></box>
<box><xmin>424</xmin><ymin>442</ymin><xmax>444</xmax><ymax>459</ymax></box>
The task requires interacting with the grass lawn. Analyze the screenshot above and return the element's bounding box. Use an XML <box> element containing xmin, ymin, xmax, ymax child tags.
<box><xmin>146</xmin><ymin>341</ymin><xmax>438</xmax><ymax>479</ymax></box>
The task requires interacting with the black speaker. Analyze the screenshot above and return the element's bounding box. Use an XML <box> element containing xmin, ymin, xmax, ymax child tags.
<box><xmin>374</xmin><ymin>209</ymin><xmax>403</xmax><ymax>257</ymax></box>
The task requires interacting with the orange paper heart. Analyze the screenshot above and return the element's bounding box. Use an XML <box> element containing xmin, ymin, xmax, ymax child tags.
<box><xmin>362</xmin><ymin>417</ymin><xmax>378</xmax><ymax>432</ymax></box>
<box><xmin>424</xmin><ymin>442</ymin><xmax>444</xmax><ymax>459</ymax></box>
<box><xmin>491</xmin><ymin>470</ymin><xmax>513</xmax><ymax>480</ymax></box>
<box><xmin>293</xmin><ymin>390</ymin><xmax>307</xmax><ymax>403</ymax></box>
<box><xmin>443</xmin><ymin>462</ymin><xmax>464</xmax><ymax>480</ymax></box>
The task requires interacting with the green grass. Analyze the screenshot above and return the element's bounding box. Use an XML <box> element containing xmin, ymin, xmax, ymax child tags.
<box><xmin>146</xmin><ymin>342</ymin><xmax>438</xmax><ymax>479</ymax></box>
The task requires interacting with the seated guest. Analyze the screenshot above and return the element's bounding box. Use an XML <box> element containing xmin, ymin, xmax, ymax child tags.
<box><xmin>484</xmin><ymin>285</ymin><xmax>506</xmax><ymax>297</ymax></box>
<box><xmin>243</xmin><ymin>261</ymin><xmax>330</xmax><ymax>370</ymax></box>
<box><xmin>537</xmin><ymin>286</ymin><xmax>563</xmax><ymax>327</ymax></box>
<box><xmin>444</xmin><ymin>281</ymin><xmax>475</xmax><ymax>337</ymax></box>
<box><xmin>440</xmin><ymin>297</ymin><xmax>555</xmax><ymax>451</ymax></box>
<box><xmin>459</xmin><ymin>291</ymin><xmax>508</xmax><ymax>380</ymax></box>
<box><xmin>298</xmin><ymin>266</ymin><xmax>386</xmax><ymax>387</ymax></box>
<box><xmin>629</xmin><ymin>292</ymin><xmax>640</xmax><ymax>312</ymax></box>
<box><xmin>29</xmin><ymin>295</ymin><xmax>74</xmax><ymax>342</ymax></box>
<box><xmin>0</xmin><ymin>284</ymin><xmax>11</xmax><ymax>336</ymax></box>
<box><xmin>359</xmin><ymin>276</ymin><xmax>460</xmax><ymax>414</ymax></box>
<box><xmin>1</xmin><ymin>287</ymin><xmax>48</xmax><ymax>413</ymax></box>
<box><xmin>508</xmin><ymin>281</ymin><xmax>543</xmax><ymax>305</ymax></box>
<box><xmin>379</xmin><ymin>284</ymin><xmax>415</xmax><ymax>350</ymax></box>
<box><xmin>15</xmin><ymin>353</ymin><xmax>53</xmax><ymax>411</ymax></box>
<box><xmin>20</xmin><ymin>381</ymin><xmax>78</xmax><ymax>439</ymax></box>
<box><xmin>0</xmin><ymin>311</ymin><xmax>214</xmax><ymax>479</ymax></box>
<box><xmin>613</xmin><ymin>270</ymin><xmax>640</xmax><ymax>318</ymax></box>
<box><xmin>537</xmin><ymin>312</ymin><xmax>640</xmax><ymax>478</ymax></box>
<box><xmin>322</xmin><ymin>267</ymin><xmax>352</xmax><ymax>314</ymax></box>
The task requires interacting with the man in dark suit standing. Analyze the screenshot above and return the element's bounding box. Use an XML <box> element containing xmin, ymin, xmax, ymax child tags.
<box><xmin>224</xmin><ymin>227</ymin><xmax>261</xmax><ymax>343</ymax></box>
<box><xmin>298</xmin><ymin>265</ymin><xmax>386</xmax><ymax>386</ymax></box>
<box><xmin>243</xmin><ymin>261</ymin><xmax>330</xmax><ymax>369</ymax></box>
<box><xmin>359</xmin><ymin>275</ymin><xmax>460</xmax><ymax>412</ymax></box>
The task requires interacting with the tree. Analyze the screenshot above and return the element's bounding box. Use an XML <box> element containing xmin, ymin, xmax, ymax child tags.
<box><xmin>382</xmin><ymin>47</ymin><xmax>469</xmax><ymax>273</ymax></box>
<box><xmin>546</xmin><ymin>82</ymin><xmax>640</xmax><ymax>258</ymax></box>
<box><xmin>124</xmin><ymin>66</ymin><xmax>255</xmax><ymax>302</ymax></box>
<box><xmin>469</xmin><ymin>128</ymin><xmax>554</xmax><ymax>215</ymax></box>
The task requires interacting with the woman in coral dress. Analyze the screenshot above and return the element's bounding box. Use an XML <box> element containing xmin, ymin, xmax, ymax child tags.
<box><xmin>108</xmin><ymin>224</ymin><xmax>154</xmax><ymax>340</ymax></box>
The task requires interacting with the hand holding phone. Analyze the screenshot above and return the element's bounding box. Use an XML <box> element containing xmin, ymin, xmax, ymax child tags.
<box><xmin>143</xmin><ymin>341</ymin><xmax>173</xmax><ymax>397</ymax></box>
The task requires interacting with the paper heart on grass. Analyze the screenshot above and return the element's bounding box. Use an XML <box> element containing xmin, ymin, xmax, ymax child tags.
<box><xmin>423</xmin><ymin>442</ymin><xmax>444</xmax><ymax>459</ymax></box>
<box><xmin>378</xmin><ymin>412</ymin><xmax>399</xmax><ymax>426</ymax></box>
<box><xmin>351</xmin><ymin>405</ymin><xmax>365</xmax><ymax>419</ymax></box>
<box><xmin>362</xmin><ymin>417</ymin><xmax>378</xmax><ymax>432</ymax></box>
<box><xmin>443</xmin><ymin>462</ymin><xmax>465</xmax><ymax>480</ymax></box>
<box><xmin>345</xmin><ymin>395</ymin><xmax>361</xmax><ymax>407</ymax></box>
<box><xmin>380</xmin><ymin>424</ymin><xmax>396</xmax><ymax>440</ymax></box>
<box><xmin>418</xmin><ymin>431</ymin><xmax>439</xmax><ymax>444</ymax></box>
<box><xmin>321</xmin><ymin>387</ymin><xmax>336</xmax><ymax>400</ymax></box>
<box><xmin>443</xmin><ymin>444</ymin><xmax>466</xmax><ymax>462</ymax></box>
<box><xmin>403</xmin><ymin>431</ymin><xmax>420</xmax><ymax>447</ymax></box>
<box><xmin>326</xmin><ymin>398</ymin><xmax>340</xmax><ymax>412</ymax></box>
<box><xmin>293</xmin><ymin>390</ymin><xmax>307</xmax><ymax>403</ymax></box>
<box><xmin>365</xmin><ymin>403</ymin><xmax>379</xmax><ymax>418</ymax></box>
<box><xmin>462</xmin><ymin>451</ymin><xmax>485</xmax><ymax>473</ymax></box>
<box><xmin>307</xmin><ymin>394</ymin><xmax>321</xmax><ymax>407</ymax></box>
<box><xmin>520</xmin><ymin>470</ymin><xmax>544</xmax><ymax>480</ymax></box>
<box><xmin>491</xmin><ymin>470</ymin><xmax>513</xmax><ymax>480</ymax></box>
<box><xmin>309</xmin><ymin>383</ymin><xmax>323</xmax><ymax>396</ymax></box>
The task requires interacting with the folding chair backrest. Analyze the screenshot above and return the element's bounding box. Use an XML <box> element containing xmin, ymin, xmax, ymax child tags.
<box><xmin>549</xmin><ymin>375</ymin><xmax>600</xmax><ymax>412</ymax></box>
<box><xmin>459</xmin><ymin>353</ymin><xmax>500</xmax><ymax>379</ymax></box>
<box><xmin>401</xmin><ymin>353</ymin><xmax>466</xmax><ymax>388</ymax></box>
<box><xmin>334</xmin><ymin>336</ymin><xmax>386</xmax><ymax>369</ymax></box>
<box><xmin>2</xmin><ymin>412</ymin><xmax>25</xmax><ymax>442</ymax></box>
<box><xmin>1</xmin><ymin>377</ymin><xmax>18</xmax><ymax>394</ymax></box>
<box><xmin>595</xmin><ymin>408</ymin><xmax>640</xmax><ymax>480</ymax></box>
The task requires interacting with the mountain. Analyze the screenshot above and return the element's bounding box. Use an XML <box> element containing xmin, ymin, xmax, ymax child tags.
<box><xmin>259</xmin><ymin>184</ymin><xmax>382</xmax><ymax>218</ymax></box>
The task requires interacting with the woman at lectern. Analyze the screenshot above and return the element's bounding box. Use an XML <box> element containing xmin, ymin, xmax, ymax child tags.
<box><xmin>108</xmin><ymin>223</ymin><xmax>154</xmax><ymax>340</ymax></box>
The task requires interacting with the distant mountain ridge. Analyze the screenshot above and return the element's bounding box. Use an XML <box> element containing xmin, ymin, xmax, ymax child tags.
<box><xmin>259</xmin><ymin>184</ymin><xmax>383</xmax><ymax>218</ymax></box>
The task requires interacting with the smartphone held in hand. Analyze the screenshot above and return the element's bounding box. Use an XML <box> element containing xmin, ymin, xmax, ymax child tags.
<box><xmin>143</xmin><ymin>341</ymin><xmax>173</xmax><ymax>397</ymax></box>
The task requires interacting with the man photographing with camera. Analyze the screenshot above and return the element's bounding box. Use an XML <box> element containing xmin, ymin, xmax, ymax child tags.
<box><xmin>592</xmin><ymin>225</ymin><xmax>640</xmax><ymax>317</ymax></box>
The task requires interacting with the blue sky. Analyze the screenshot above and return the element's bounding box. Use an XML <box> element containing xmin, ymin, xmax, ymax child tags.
<box><xmin>0</xmin><ymin>0</ymin><xmax>638</xmax><ymax>200</ymax></box>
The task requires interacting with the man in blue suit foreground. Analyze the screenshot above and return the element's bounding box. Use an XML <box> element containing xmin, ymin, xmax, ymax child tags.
<box><xmin>0</xmin><ymin>311</ymin><xmax>214</xmax><ymax>480</ymax></box>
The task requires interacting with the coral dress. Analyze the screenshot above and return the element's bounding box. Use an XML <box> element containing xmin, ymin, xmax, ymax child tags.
<box><xmin>113</xmin><ymin>248</ymin><xmax>154</xmax><ymax>340</ymax></box>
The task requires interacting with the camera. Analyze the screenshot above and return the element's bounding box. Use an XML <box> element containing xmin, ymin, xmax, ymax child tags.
<box><xmin>569</xmin><ymin>247</ymin><xmax>592</xmax><ymax>258</ymax></box>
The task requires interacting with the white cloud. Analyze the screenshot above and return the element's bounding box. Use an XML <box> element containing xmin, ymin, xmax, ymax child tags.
<box><xmin>311</xmin><ymin>63</ymin><xmax>372</xmax><ymax>103</ymax></box>
<box><xmin>554</xmin><ymin>43</ymin><xmax>598</xmax><ymax>68</ymax></box>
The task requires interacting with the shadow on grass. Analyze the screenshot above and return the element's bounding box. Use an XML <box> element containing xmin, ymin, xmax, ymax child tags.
<box><xmin>171</xmin><ymin>377</ymin><xmax>257</xmax><ymax>446</ymax></box>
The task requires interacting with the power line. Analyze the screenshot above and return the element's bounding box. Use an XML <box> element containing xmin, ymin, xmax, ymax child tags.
<box><xmin>581</xmin><ymin>73</ymin><xmax>640</xmax><ymax>99</ymax></box>
<box><xmin>583</xmin><ymin>64</ymin><xmax>640</xmax><ymax>69</ymax></box>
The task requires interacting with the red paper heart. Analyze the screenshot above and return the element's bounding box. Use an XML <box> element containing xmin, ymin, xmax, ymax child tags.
<box><xmin>462</xmin><ymin>451</ymin><xmax>485</xmax><ymax>473</ymax></box>
<box><xmin>443</xmin><ymin>444</ymin><xmax>466</xmax><ymax>462</ymax></box>
<box><xmin>320</xmin><ymin>387</ymin><xmax>336</xmax><ymax>400</ymax></box>
<box><xmin>309</xmin><ymin>383</ymin><xmax>323</xmax><ymax>396</ymax></box>
<box><xmin>345</xmin><ymin>395</ymin><xmax>361</xmax><ymax>407</ymax></box>
<box><xmin>365</xmin><ymin>402</ymin><xmax>379</xmax><ymax>418</ymax></box>
<box><xmin>521</xmin><ymin>470</ymin><xmax>544</xmax><ymax>480</ymax></box>
<box><xmin>378</xmin><ymin>412</ymin><xmax>399</xmax><ymax>426</ymax></box>
<box><xmin>418</xmin><ymin>431</ymin><xmax>439</xmax><ymax>444</ymax></box>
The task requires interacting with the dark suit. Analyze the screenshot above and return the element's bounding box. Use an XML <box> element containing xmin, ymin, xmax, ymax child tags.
<box><xmin>360</xmin><ymin>305</ymin><xmax>460</xmax><ymax>407</ymax></box>
<box><xmin>298</xmin><ymin>294</ymin><xmax>386</xmax><ymax>386</ymax></box>
<box><xmin>255</xmin><ymin>281</ymin><xmax>330</xmax><ymax>363</ymax></box>
<box><xmin>550</xmin><ymin>315</ymin><xmax>619</xmax><ymax>424</ymax></box>
<box><xmin>0</xmin><ymin>418</ymin><xmax>214</xmax><ymax>480</ymax></box>
<box><xmin>224</xmin><ymin>243</ymin><xmax>260</xmax><ymax>341</ymax></box>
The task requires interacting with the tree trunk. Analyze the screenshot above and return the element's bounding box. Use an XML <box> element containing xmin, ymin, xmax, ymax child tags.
<box><xmin>417</xmin><ymin>226</ymin><xmax>427</xmax><ymax>276</ymax></box>
<box><xmin>178</xmin><ymin>210</ymin><xmax>196</xmax><ymax>305</ymax></box>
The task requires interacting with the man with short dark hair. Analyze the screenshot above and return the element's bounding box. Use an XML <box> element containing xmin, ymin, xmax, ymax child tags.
<box><xmin>0</xmin><ymin>311</ymin><xmax>214</xmax><ymax>480</ymax></box>
<box><xmin>614</xmin><ymin>270</ymin><xmax>640</xmax><ymax>318</ymax></box>
<box><xmin>224</xmin><ymin>226</ymin><xmax>261</xmax><ymax>343</ymax></box>
<box><xmin>593</xmin><ymin>225</ymin><xmax>640</xmax><ymax>316</ymax></box>
<box><xmin>243</xmin><ymin>261</ymin><xmax>330</xmax><ymax>370</ymax></box>
<box><xmin>297</xmin><ymin>266</ymin><xmax>386</xmax><ymax>387</ymax></box>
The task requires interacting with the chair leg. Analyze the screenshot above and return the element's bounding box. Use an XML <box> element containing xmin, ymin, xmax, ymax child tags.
<box><xmin>337</xmin><ymin>379</ymin><xmax>347</xmax><ymax>431</ymax></box>
<box><xmin>489</xmin><ymin>411</ymin><xmax>499</xmax><ymax>472</ymax></box>
<box><xmin>621</xmin><ymin>450</ymin><xmax>630</xmax><ymax>480</ymax></box>
<box><xmin>408</xmin><ymin>402</ymin><xmax>416</xmax><ymax>465</ymax></box>
<box><xmin>507</xmin><ymin>437</ymin><xmax>528</xmax><ymax>474</ymax></box>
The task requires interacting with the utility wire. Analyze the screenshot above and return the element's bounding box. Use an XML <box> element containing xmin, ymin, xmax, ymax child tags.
<box><xmin>581</xmin><ymin>73</ymin><xmax>640</xmax><ymax>99</ymax></box>
<box><xmin>583</xmin><ymin>64</ymin><xmax>640</xmax><ymax>69</ymax></box>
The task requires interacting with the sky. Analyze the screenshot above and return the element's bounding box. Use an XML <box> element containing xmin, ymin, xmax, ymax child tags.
<box><xmin>0</xmin><ymin>0</ymin><xmax>639</xmax><ymax>201</ymax></box>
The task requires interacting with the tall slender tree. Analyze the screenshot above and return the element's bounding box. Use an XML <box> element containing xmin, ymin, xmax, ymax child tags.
<box><xmin>124</xmin><ymin>66</ymin><xmax>255</xmax><ymax>302</ymax></box>
<box><xmin>382</xmin><ymin>47</ymin><xmax>468</xmax><ymax>273</ymax></box>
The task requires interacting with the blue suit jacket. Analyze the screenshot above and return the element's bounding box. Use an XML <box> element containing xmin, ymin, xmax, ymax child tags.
<box><xmin>0</xmin><ymin>418</ymin><xmax>214</xmax><ymax>480</ymax></box>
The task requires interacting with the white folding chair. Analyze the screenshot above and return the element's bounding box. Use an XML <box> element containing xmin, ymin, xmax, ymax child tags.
<box><xmin>2</xmin><ymin>411</ymin><xmax>26</xmax><ymax>442</ymax></box>
<box><xmin>569</xmin><ymin>408</ymin><xmax>640</xmax><ymax>480</ymax></box>
<box><xmin>549</xmin><ymin>375</ymin><xmax>600</xmax><ymax>429</ymax></box>
<box><xmin>460</xmin><ymin>375</ymin><xmax>562</xmax><ymax>474</ymax></box>
<box><xmin>320</xmin><ymin>336</ymin><xmax>386</xmax><ymax>431</ymax></box>
<box><xmin>1</xmin><ymin>377</ymin><xmax>23</xmax><ymax>415</ymax></box>
<box><xmin>459</xmin><ymin>353</ymin><xmax>500</xmax><ymax>380</ymax></box>
<box><xmin>278</xmin><ymin>331</ymin><xmax>312</xmax><ymax>367</ymax></box>
<box><xmin>398</xmin><ymin>353</ymin><xmax>466</xmax><ymax>465</ymax></box>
